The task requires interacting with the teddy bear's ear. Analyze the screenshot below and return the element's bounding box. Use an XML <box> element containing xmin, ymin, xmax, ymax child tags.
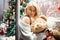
<box><xmin>40</xmin><ymin>15</ymin><xmax>47</xmax><ymax>21</ymax></box>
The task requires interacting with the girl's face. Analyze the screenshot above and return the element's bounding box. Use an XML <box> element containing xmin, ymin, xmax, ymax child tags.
<box><xmin>26</xmin><ymin>6</ymin><xmax>37</xmax><ymax>17</ymax></box>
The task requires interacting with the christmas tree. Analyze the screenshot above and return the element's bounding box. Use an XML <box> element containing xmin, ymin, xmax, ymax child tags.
<box><xmin>3</xmin><ymin>0</ymin><xmax>16</xmax><ymax>37</ymax></box>
<box><xmin>20</xmin><ymin>0</ymin><xmax>30</xmax><ymax>17</ymax></box>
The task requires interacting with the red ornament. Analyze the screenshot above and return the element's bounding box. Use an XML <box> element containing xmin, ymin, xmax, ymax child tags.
<box><xmin>0</xmin><ymin>30</ymin><xmax>4</xmax><ymax>35</ymax></box>
<box><xmin>57</xmin><ymin>7</ymin><xmax>60</xmax><ymax>11</ymax></box>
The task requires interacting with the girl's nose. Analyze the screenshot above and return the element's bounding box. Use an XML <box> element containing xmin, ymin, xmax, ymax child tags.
<box><xmin>31</xmin><ymin>12</ymin><xmax>33</xmax><ymax>14</ymax></box>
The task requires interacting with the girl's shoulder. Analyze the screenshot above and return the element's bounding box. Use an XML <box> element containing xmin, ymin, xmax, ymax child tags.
<box><xmin>22</xmin><ymin>16</ymin><xmax>30</xmax><ymax>24</ymax></box>
<box><xmin>22</xmin><ymin>16</ymin><xmax>30</xmax><ymax>20</ymax></box>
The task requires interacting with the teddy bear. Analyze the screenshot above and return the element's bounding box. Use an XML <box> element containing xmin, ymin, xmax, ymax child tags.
<box><xmin>30</xmin><ymin>15</ymin><xmax>48</xmax><ymax>33</ymax></box>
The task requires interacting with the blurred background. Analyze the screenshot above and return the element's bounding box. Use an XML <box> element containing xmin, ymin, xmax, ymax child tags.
<box><xmin>0</xmin><ymin>0</ymin><xmax>16</xmax><ymax>40</ymax></box>
<box><xmin>0</xmin><ymin>0</ymin><xmax>9</xmax><ymax>24</ymax></box>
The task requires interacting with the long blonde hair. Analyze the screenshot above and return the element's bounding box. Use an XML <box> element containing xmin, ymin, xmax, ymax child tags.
<box><xmin>24</xmin><ymin>1</ymin><xmax>41</xmax><ymax>17</ymax></box>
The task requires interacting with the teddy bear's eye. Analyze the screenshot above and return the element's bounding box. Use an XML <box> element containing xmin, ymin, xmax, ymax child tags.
<box><xmin>37</xmin><ymin>25</ymin><xmax>39</xmax><ymax>27</ymax></box>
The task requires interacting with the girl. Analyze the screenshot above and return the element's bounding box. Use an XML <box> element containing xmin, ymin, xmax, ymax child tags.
<box><xmin>19</xmin><ymin>1</ymin><xmax>48</xmax><ymax>40</ymax></box>
<box><xmin>22</xmin><ymin>1</ymin><xmax>47</xmax><ymax>33</ymax></box>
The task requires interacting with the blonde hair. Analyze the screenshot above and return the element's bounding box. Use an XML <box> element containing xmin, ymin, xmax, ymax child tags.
<box><xmin>24</xmin><ymin>1</ymin><xmax>40</xmax><ymax>17</ymax></box>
